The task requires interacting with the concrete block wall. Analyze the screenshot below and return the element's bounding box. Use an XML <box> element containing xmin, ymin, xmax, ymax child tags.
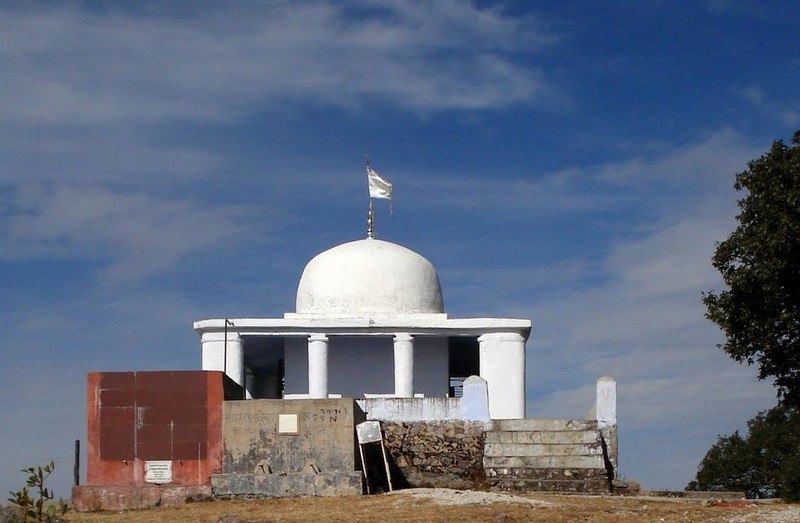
<box><xmin>211</xmin><ymin>398</ymin><xmax>364</xmax><ymax>497</ymax></box>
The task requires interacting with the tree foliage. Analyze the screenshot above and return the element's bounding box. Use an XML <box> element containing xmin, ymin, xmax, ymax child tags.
<box><xmin>688</xmin><ymin>404</ymin><xmax>800</xmax><ymax>500</ymax></box>
<box><xmin>7</xmin><ymin>461</ymin><xmax>67</xmax><ymax>522</ymax></box>
<box><xmin>704</xmin><ymin>130</ymin><xmax>800</xmax><ymax>404</ymax></box>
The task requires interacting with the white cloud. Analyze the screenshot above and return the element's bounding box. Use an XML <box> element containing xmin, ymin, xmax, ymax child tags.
<box><xmin>498</xmin><ymin>130</ymin><xmax>779</xmax><ymax>488</ymax></box>
<box><xmin>737</xmin><ymin>86</ymin><xmax>800</xmax><ymax>126</ymax></box>
<box><xmin>597</xmin><ymin>128</ymin><xmax>757</xmax><ymax>191</ymax></box>
<box><xmin>1</xmin><ymin>184</ymin><xmax>255</xmax><ymax>282</ymax></box>
<box><xmin>0</xmin><ymin>1</ymin><xmax>556</xmax><ymax>130</ymax></box>
<box><xmin>0</xmin><ymin>1</ymin><xmax>560</xmax><ymax>283</ymax></box>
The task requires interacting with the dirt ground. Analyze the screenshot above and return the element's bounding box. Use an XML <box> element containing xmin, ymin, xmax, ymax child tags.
<box><xmin>64</xmin><ymin>489</ymin><xmax>800</xmax><ymax>523</ymax></box>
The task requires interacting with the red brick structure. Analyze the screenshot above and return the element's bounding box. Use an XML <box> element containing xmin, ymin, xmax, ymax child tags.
<box><xmin>72</xmin><ymin>370</ymin><xmax>236</xmax><ymax>511</ymax></box>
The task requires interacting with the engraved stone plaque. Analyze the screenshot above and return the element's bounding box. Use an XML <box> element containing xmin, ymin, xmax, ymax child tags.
<box><xmin>144</xmin><ymin>460</ymin><xmax>172</xmax><ymax>484</ymax></box>
<box><xmin>278</xmin><ymin>413</ymin><xmax>298</xmax><ymax>434</ymax></box>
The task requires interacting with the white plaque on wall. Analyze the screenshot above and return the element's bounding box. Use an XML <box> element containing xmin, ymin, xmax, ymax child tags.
<box><xmin>145</xmin><ymin>460</ymin><xmax>173</xmax><ymax>484</ymax></box>
<box><xmin>278</xmin><ymin>414</ymin><xmax>299</xmax><ymax>434</ymax></box>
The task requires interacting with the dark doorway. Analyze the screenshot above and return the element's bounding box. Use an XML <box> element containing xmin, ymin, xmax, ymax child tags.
<box><xmin>447</xmin><ymin>336</ymin><xmax>479</xmax><ymax>397</ymax></box>
<box><xmin>242</xmin><ymin>336</ymin><xmax>285</xmax><ymax>399</ymax></box>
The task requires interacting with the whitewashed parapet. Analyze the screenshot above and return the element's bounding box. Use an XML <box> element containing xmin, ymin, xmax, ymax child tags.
<box><xmin>357</xmin><ymin>376</ymin><xmax>491</xmax><ymax>423</ymax></box>
<box><xmin>357</xmin><ymin>397</ymin><xmax>463</xmax><ymax>422</ymax></box>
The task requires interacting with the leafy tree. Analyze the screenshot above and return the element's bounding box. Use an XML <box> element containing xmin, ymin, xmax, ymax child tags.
<box><xmin>704</xmin><ymin>130</ymin><xmax>800</xmax><ymax>405</ymax></box>
<box><xmin>688</xmin><ymin>404</ymin><xmax>800</xmax><ymax>500</ymax></box>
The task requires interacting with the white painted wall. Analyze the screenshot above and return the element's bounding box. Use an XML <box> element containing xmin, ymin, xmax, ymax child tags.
<box><xmin>283</xmin><ymin>335</ymin><xmax>448</xmax><ymax>398</ymax></box>
<box><xmin>478</xmin><ymin>332</ymin><xmax>526</xmax><ymax>419</ymax></box>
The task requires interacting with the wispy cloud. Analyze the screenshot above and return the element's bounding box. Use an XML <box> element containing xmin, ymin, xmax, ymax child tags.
<box><xmin>426</xmin><ymin>129</ymin><xmax>778</xmax><ymax>488</ymax></box>
<box><xmin>1</xmin><ymin>184</ymin><xmax>255</xmax><ymax>282</ymax></box>
<box><xmin>0</xmin><ymin>1</ymin><xmax>559</xmax><ymax>284</ymax></box>
<box><xmin>738</xmin><ymin>86</ymin><xmax>800</xmax><ymax>126</ymax></box>
<box><xmin>0</xmin><ymin>2</ymin><xmax>556</xmax><ymax>130</ymax></box>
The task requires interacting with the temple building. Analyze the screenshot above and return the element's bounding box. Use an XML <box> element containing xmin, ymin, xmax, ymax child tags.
<box><xmin>72</xmin><ymin>171</ymin><xmax>621</xmax><ymax>511</ymax></box>
<box><xmin>194</xmin><ymin>236</ymin><xmax>531</xmax><ymax>420</ymax></box>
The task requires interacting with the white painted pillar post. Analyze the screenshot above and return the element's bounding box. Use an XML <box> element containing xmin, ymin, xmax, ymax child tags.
<box><xmin>308</xmin><ymin>334</ymin><xmax>329</xmax><ymax>399</ymax></box>
<box><xmin>393</xmin><ymin>333</ymin><xmax>414</xmax><ymax>398</ymax></box>
<box><xmin>595</xmin><ymin>375</ymin><xmax>618</xmax><ymax>477</ymax></box>
<box><xmin>478</xmin><ymin>332</ymin><xmax>526</xmax><ymax>420</ymax></box>
<box><xmin>201</xmin><ymin>331</ymin><xmax>244</xmax><ymax>387</ymax></box>
<box><xmin>596</xmin><ymin>376</ymin><xmax>617</xmax><ymax>428</ymax></box>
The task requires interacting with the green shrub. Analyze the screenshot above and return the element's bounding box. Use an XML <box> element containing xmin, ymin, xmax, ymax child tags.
<box><xmin>7</xmin><ymin>461</ymin><xmax>67</xmax><ymax>522</ymax></box>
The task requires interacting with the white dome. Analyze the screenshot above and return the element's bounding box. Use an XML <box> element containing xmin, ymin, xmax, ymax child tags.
<box><xmin>296</xmin><ymin>238</ymin><xmax>444</xmax><ymax>314</ymax></box>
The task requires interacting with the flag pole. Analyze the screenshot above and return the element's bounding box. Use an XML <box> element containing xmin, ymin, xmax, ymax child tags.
<box><xmin>365</xmin><ymin>154</ymin><xmax>375</xmax><ymax>239</ymax></box>
<box><xmin>367</xmin><ymin>198</ymin><xmax>375</xmax><ymax>239</ymax></box>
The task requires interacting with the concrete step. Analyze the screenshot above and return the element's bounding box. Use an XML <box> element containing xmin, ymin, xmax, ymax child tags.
<box><xmin>485</xmin><ymin>466</ymin><xmax>609</xmax><ymax>482</ymax></box>
<box><xmin>487</xmin><ymin>478</ymin><xmax>610</xmax><ymax>493</ymax></box>
<box><xmin>485</xmin><ymin>429</ymin><xmax>600</xmax><ymax>445</ymax></box>
<box><xmin>492</xmin><ymin>419</ymin><xmax>597</xmax><ymax>432</ymax></box>
<box><xmin>484</xmin><ymin>442</ymin><xmax>603</xmax><ymax>458</ymax></box>
<box><xmin>211</xmin><ymin>472</ymin><xmax>362</xmax><ymax>497</ymax></box>
<box><xmin>483</xmin><ymin>454</ymin><xmax>606</xmax><ymax>469</ymax></box>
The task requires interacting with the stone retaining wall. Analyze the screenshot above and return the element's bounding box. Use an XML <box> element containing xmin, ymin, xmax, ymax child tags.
<box><xmin>381</xmin><ymin>421</ymin><xmax>487</xmax><ymax>489</ymax></box>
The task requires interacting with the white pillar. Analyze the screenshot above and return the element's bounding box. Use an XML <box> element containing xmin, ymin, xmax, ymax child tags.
<box><xmin>201</xmin><ymin>331</ymin><xmax>244</xmax><ymax>387</ymax></box>
<box><xmin>393</xmin><ymin>333</ymin><xmax>414</xmax><ymax>398</ymax></box>
<box><xmin>595</xmin><ymin>375</ymin><xmax>618</xmax><ymax>477</ymax></box>
<box><xmin>308</xmin><ymin>334</ymin><xmax>329</xmax><ymax>399</ymax></box>
<box><xmin>478</xmin><ymin>332</ymin><xmax>526</xmax><ymax>419</ymax></box>
<box><xmin>596</xmin><ymin>376</ymin><xmax>617</xmax><ymax>429</ymax></box>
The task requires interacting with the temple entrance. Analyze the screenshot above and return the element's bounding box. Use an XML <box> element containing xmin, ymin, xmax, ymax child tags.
<box><xmin>448</xmin><ymin>336</ymin><xmax>479</xmax><ymax>397</ymax></box>
<box><xmin>243</xmin><ymin>336</ymin><xmax>285</xmax><ymax>399</ymax></box>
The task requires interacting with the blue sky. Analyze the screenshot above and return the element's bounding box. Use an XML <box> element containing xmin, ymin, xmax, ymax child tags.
<box><xmin>1</xmin><ymin>1</ymin><xmax>798</xmax><ymax>497</ymax></box>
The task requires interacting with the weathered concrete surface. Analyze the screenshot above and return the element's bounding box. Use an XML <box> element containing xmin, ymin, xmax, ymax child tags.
<box><xmin>484</xmin><ymin>419</ymin><xmax>613</xmax><ymax>494</ymax></box>
<box><xmin>221</xmin><ymin>398</ymin><xmax>363</xmax><ymax>475</ymax></box>
<box><xmin>71</xmin><ymin>485</ymin><xmax>212</xmax><ymax>511</ymax></box>
<box><xmin>486</xmin><ymin>430</ymin><xmax>599</xmax><ymax>445</ymax></box>
<box><xmin>486</xmin><ymin>466</ymin><xmax>611</xmax><ymax>493</ymax></box>
<box><xmin>485</xmin><ymin>455</ymin><xmax>606</xmax><ymax>469</ymax></box>
<box><xmin>211</xmin><ymin>472</ymin><xmax>362</xmax><ymax>497</ymax></box>
<box><xmin>484</xmin><ymin>442</ymin><xmax>603</xmax><ymax>457</ymax></box>
<box><xmin>357</xmin><ymin>377</ymin><xmax>491</xmax><ymax>423</ymax></box>
<box><xmin>358</xmin><ymin>397</ymin><xmax>463</xmax><ymax>422</ymax></box>
<box><xmin>493</xmin><ymin>419</ymin><xmax>597</xmax><ymax>432</ymax></box>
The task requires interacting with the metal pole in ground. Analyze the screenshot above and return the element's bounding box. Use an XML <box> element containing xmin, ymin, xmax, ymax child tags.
<box><xmin>73</xmin><ymin>439</ymin><xmax>80</xmax><ymax>486</ymax></box>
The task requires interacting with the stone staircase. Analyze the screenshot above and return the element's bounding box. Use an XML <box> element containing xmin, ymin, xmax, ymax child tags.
<box><xmin>483</xmin><ymin>419</ymin><xmax>613</xmax><ymax>493</ymax></box>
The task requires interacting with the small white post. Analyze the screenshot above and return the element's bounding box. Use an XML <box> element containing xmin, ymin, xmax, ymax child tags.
<box><xmin>595</xmin><ymin>376</ymin><xmax>617</xmax><ymax>429</ymax></box>
<box><xmin>595</xmin><ymin>375</ymin><xmax>618</xmax><ymax>479</ymax></box>
<box><xmin>461</xmin><ymin>375</ymin><xmax>490</xmax><ymax>422</ymax></box>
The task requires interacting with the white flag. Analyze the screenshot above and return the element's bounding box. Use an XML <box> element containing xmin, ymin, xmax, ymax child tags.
<box><xmin>367</xmin><ymin>166</ymin><xmax>392</xmax><ymax>200</ymax></box>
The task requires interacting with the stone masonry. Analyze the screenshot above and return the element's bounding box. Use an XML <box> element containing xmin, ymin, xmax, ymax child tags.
<box><xmin>382</xmin><ymin>421</ymin><xmax>487</xmax><ymax>489</ymax></box>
